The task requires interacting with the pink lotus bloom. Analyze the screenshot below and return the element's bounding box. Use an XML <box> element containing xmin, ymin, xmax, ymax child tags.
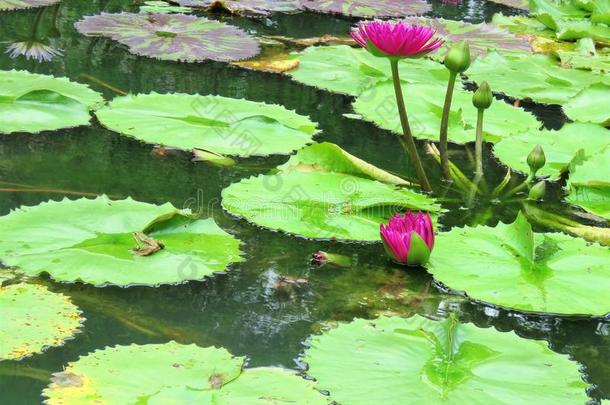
<box><xmin>380</xmin><ymin>211</ymin><xmax>434</xmax><ymax>266</ymax></box>
<box><xmin>351</xmin><ymin>20</ymin><xmax>444</xmax><ymax>59</ymax></box>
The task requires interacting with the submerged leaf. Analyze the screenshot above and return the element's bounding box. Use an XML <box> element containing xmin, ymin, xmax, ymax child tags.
<box><xmin>428</xmin><ymin>213</ymin><xmax>610</xmax><ymax>315</ymax></box>
<box><xmin>75</xmin><ymin>12</ymin><xmax>260</xmax><ymax>62</ymax></box>
<box><xmin>221</xmin><ymin>142</ymin><xmax>440</xmax><ymax>241</ymax></box>
<box><xmin>0</xmin><ymin>196</ymin><xmax>243</xmax><ymax>287</ymax></box>
<box><xmin>0</xmin><ymin>283</ymin><xmax>83</xmax><ymax>361</ymax></box>
<box><xmin>0</xmin><ymin>70</ymin><xmax>103</xmax><ymax>134</ymax></box>
<box><xmin>305</xmin><ymin>315</ymin><xmax>588</xmax><ymax>404</ymax></box>
<box><xmin>95</xmin><ymin>93</ymin><xmax>317</xmax><ymax>157</ymax></box>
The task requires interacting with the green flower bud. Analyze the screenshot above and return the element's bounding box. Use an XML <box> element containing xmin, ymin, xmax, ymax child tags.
<box><xmin>527</xmin><ymin>145</ymin><xmax>546</xmax><ymax>174</ymax></box>
<box><xmin>444</xmin><ymin>41</ymin><xmax>471</xmax><ymax>74</ymax></box>
<box><xmin>528</xmin><ymin>181</ymin><xmax>546</xmax><ymax>200</ymax></box>
<box><xmin>472</xmin><ymin>81</ymin><xmax>493</xmax><ymax>110</ymax></box>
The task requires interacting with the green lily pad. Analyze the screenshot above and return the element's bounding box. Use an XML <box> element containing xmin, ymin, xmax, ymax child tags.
<box><xmin>140</xmin><ymin>1</ymin><xmax>193</xmax><ymax>13</ymax></box>
<box><xmin>75</xmin><ymin>12</ymin><xmax>260</xmax><ymax>62</ymax></box>
<box><xmin>288</xmin><ymin>45</ymin><xmax>452</xmax><ymax>97</ymax></box>
<box><xmin>221</xmin><ymin>142</ymin><xmax>440</xmax><ymax>241</ymax></box>
<box><xmin>428</xmin><ymin>213</ymin><xmax>610</xmax><ymax>316</ymax></box>
<box><xmin>0</xmin><ymin>0</ymin><xmax>59</xmax><ymax>10</ymax></box>
<box><xmin>492</xmin><ymin>13</ymin><xmax>556</xmax><ymax>39</ymax></box>
<box><xmin>175</xmin><ymin>0</ymin><xmax>303</xmax><ymax>16</ymax></box>
<box><xmin>95</xmin><ymin>93</ymin><xmax>317</xmax><ymax>157</ymax></box>
<box><xmin>0</xmin><ymin>196</ymin><xmax>243</xmax><ymax>287</ymax></box>
<box><xmin>487</xmin><ymin>0</ymin><xmax>528</xmax><ymax>10</ymax></box>
<box><xmin>564</xmin><ymin>83</ymin><xmax>610</xmax><ymax>125</ymax></box>
<box><xmin>43</xmin><ymin>342</ymin><xmax>328</xmax><ymax>404</ymax></box>
<box><xmin>353</xmin><ymin>81</ymin><xmax>541</xmax><ymax>144</ymax></box>
<box><xmin>0</xmin><ymin>70</ymin><xmax>103</xmax><ymax>134</ymax></box>
<box><xmin>566</xmin><ymin>147</ymin><xmax>610</xmax><ymax>220</ymax></box>
<box><xmin>305</xmin><ymin>315</ymin><xmax>588</xmax><ymax>404</ymax></box>
<box><xmin>467</xmin><ymin>51</ymin><xmax>609</xmax><ymax>104</ymax></box>
<box><xmin>402</xmin><ymin>17</ymin><xmax>532</xmax><ymax>58</ymax></box>
<box><xmin>301</xmin><ymin>0</ymin><xmax>431</xmax><ymax>18</ymax></box>
<box><xmin>493</xmin><ymin>123</ymin><xmax>610</xmax><ymax>179</ymax></box>
<box><xmin>0</xmin><ymin>283</ymin><xmax>83</xmax><ymax>361</ymax></box>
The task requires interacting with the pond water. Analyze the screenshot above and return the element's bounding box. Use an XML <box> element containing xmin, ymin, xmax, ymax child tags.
<box><xmin>0</xmin><ymin>0</ymin><xmax>608</xmax><ymax>403</ymax></box>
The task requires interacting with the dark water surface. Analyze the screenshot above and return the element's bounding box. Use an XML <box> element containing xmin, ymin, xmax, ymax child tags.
<box><xmin>0</xmin><ymin>0</ymin><xmax>608</xmax><ymax>404</ymax></box>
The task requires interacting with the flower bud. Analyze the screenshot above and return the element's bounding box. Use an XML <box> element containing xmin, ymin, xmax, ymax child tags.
<box><xmin>528</xmin><ymin>181</ymin><xmax>546</xmax><ymax>200</ymax></box>
<box><xmin>472</xmin><ymin>81</ymin><xmax>493</xmax><ymax>110</ymax></box>
<box><xmin>527</xmin><ymin>145</ymin><xmax>546</xmax><ymax>174</ymax></box>
<box><xmin>311</xmin><ymin>251</ymin><xmax>351</xmax><ymax>267</ymax></box>
<box><xmin>444</xmin><ymin>41</ymin><xmax>471</xmax><ymax>73</ymax></box>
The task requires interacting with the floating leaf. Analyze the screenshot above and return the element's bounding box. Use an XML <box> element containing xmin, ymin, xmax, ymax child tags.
<box><xmin>305</xmin><ymin>315</ymin><xmax>588</xmax><ymax>404</ymax></box>
<box><xmin>0</xmin><ymin>283</ymin><xmax>83</xmax><ymax>361</ymax></box>
<box><xmin>467</xmin><ymin>51</ymin><xmax>610</xmax><ymax>104</ymax></box>
<box><xmin>493</xmin><ymin>123</ymin><xmax>609</xmax><ymax>179</ymax></box>
<box><xmin>288</xmin><ymin>45</ymin><xmax>452</xmax><ymax>96</ymax></box>
<box><xmin>140</xmin><ymin>1</ymin><xmax>193</xmax><ymax>13</ymax></box>
<box><xmin>301</xmin><ymin>0</ymin><xmax>431</xmax><ymax>18</ymax></box>
<box><xmin>353</xmin><ymin>81</ymin><xmax>540</xmax><ymax>144</ymax></box>
<box><xmin>0</xmin><ymin>0</ymin><xmax>59</xmax><ymax>11</ymax></box>
<box><xmin>221</xmin><ymin>142</ymin><xmax>440</xmax><ymax>241</ymax></box>
<box><xmin>175</xmin><ymin>0</ymin><xmax>303</xmax><ymax>16</ymax></box>
<box><xmin>402</xmin><ymin>17</ymin><xmax>532</xmax><ymax>58</ymax></box>
<box><xmin>487</xmin><ymin>0</ymin><xmax>528</xmax><ymax>10</ymax></box>
<box><xmin>0</xmin><ymin>70</ymin><xmax>103</xmax><ymax>134</ymax></box>
<box><xmin>43</xmin><ymin>342</ymin><xmax>328</xmax><ymax>404</ymax></box>
<box><xmin>566</xmin><ymin>147</ymin><xmax>610</xmax><ymax>220</ymax></box>
<box><xmin>428</xmin><ymin>213</ymin><xmax>610</xmax><ymax>315</ymax></box>
<box><xmin>75</xmin><ymin>12</ymin><xmax>260</xmax><ymax>62</ymax></box>
<box><xmin>0</xmin><ymin>196</ymin><xmax>243</xmax><ymax>287</ymax></box>
<box><xmin>563</xmin><ymin>83</ymin><xmax>610</xmax><ymax>125</ymax></box>
<box><xmin>95</xmin><ymin>93</ymin><xmax>317</xmax><ymax>157</ymax></box>
<box><xmin>492</xmin><ymin>13</ymin><xmax>556</xmax><ymax>39</ymax></box>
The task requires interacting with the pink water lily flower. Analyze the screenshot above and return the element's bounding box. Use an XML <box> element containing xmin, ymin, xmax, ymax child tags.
<box><xmin>350</xmin><ymin>20</ymin><xmax>444</xmax><ymax>59</ymax></box>
<box><xmin>380</xmin><ymin>211</ymin><xmax>434</xmax><ymax>266</ymax></box>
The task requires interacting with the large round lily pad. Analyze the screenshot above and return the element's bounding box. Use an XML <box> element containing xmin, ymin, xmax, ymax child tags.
<box><xmin>403</xmin><ymin>17</ymin><xmax>532</xmax><ymax>58</ymax></box>
<box><xmin>43</xmin><ymin>342</ymin><xmax>328</xmax><ymax>404</ymax></box>
<box><xmin>0</xmin><ymin>70</ymin><xmax>103</xmax><ymax>134</ymax></box>
<box><xmin>0</xmin><ymin>0</ymin><xmax>59</xmax><ymax>10</ymax></box>
<box><xmin>0</xmin><ymin>283</ymin><xmax>83</xmax><ymax>361</ymax></box>
<box><xmin>564</xmin><ymin>83</ymin><xmax>610</xmax><ymax>126</ymax></box>
<box><xmin>428</xmin><ymin>213</ymin><xmax>610</xmax><ymax>316</ymax></box>
<box><xmin>222</xmin><ymin>142</ymin><xmax>440</xmax><ymax>241</ymax></box>
<box><xmin>467</xmin><ymin>51</ymin><xmax>610</xmax><ymax>105</ymax></box>
<box><xmin>566</xmin><ymin>147</ymin><xmax>610</xmax><ymax>220</ymax></box>
<box><xmin>75</xmin><ymin>12</ymin><xmax>260</xmax><ymax>62</ymax></box>
<box><xmin>353</xmin><ymin>81</ymin><xmax>540</xmax><ymax>144</ymax></box>
<box><xmin>301</xmin><ymin>0</ymin><xmax>431</xmax><ymax>17</ymax></box>
<box><xmin>95</xmin><ymin>93</ymin><xmax>318</xmax><ymax>157</ymax></box>
<box><xmin>0</xmin><ymin>196</ymin><xmax>243</xmax><ymax>287</ymax></box>
<box><xmin>288</xmin><ymin>45</ymin><xmax>452</xmax><ymax>97</ymax></box>
<box><xmin>492</xmin><ymin>123</ymin><xmax>609</xmax><ymax>179</ymax></box>
<box><xmin>176</xmin><ymin>0</ymin><xmax>302</xmax><ymax>16</ymax></box>
<box><xmin>305</xmin><ymin>315</ymin><xmax>588</xmax><ymax>404</ymax></box>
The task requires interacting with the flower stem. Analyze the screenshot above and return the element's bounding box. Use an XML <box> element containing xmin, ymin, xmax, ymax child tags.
<box><xmin>390</xmin><ymin>60</ymin><xmax>431</xmax><ymax>192</ymax></box>
<box><xmin>475</xmin><ymin>108</ymin><xmax>484</xmax><ymax>176</ymax></box>
<box><xmin>439</xmin><ymin>71</ymin><xmax>458</xmax><ymax>180</ymax></box>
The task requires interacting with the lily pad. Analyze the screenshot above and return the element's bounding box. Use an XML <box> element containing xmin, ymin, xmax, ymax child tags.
<box><xmin>0</xmin><ymin>0</ymin><xmax>59</xmax><ymax>11</ymax></box>
<box><xmin>221</xmin><ymin>142</ymin><xmax>440</xmax><ymax>241</ymax></box>
<box><xmin>402</xmin><ymin>17</ymin><xmax>532</xmax><ymax>58</ymax></box>
<box><xmin>305</xmin><ymin>315</ymin><xmax>588</xmax><ymax>404</ymax></box>
<box><xmin>0</xmin><ymin>70</ymin><xmax>103</xmax><ymax>134</ymax></box>
<box><xmin>175</xmin><ymin>0</ymin><xmax>303</xmax><ymax>16</ymax></box>
<box><xmin>140</xmin><ymin>1</ymin><xmax>193</xmax><ymax>13</ymax></box>
<box><xmin>493</xmin><ymin>123</ymin><xmax>610</xmax><ymax>179</ymax></box>
<box><xmin>0</xmin><ymin>283</ymin><xmax>83</xmax><ymax>361</ymax></box>
<box><xmin>566</xmin><ymin>147</ymin><xmax>610</xmax><ymax>220</ymax></box>
<box><xmin>301</xmin><ymin>0</ymin><xmax>431</xmax><ymax>18</ymax></box>
<box><xmin>353</xmin><ymin>81</ymin><xmax>541</xmax><ymax>144</ymax></box>
<box><xmin>288</xmin><ymin>45</ymin><xmax>452</xmax><ymax>97</ymax></box>
<box><xmin>564</xmin><ymin>83</ymin><xmax>610</xmax><ymax>125</ymax></box>
<box><xmin>43</xmin><ymin>342</ymin><xmax>328</xmax><ymax>404</ymax></box>
<box><xmin>75</xmin><ymin>12</ymin><xmax>260</xmax><ymax>62</ymax></box>
<box><xmin>466</xmin><ymin>51</ymin><xmax>610</xmax><ymax>104</ymax></box>
<box><xmin>487</xmin><ymin>0</ymin><xmax>528</xmax><ymax>10</ymax></box>
<box><xmin>0</xmin><ymin>196</ymin><xmax>243</xmax><ymax>287</ymax></box>
<box><xmin>95</xmin><ymin>93</ymin><xmax>317</xmax><ymax>157</ymax></box>
<box><xmin>428</xmin><ymin>213</ymin><xmax>610</xmax><ymax>316</ymax></box>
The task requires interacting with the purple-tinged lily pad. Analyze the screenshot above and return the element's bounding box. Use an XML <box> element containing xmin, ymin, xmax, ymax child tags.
<box><xmin>0</xmin><ymin>0</ymin><xmax>59</xmax><ymax>11</ymax></box>
<box><xmin>75</xmin><ymin>12</ymin><xmax>260</xmax><ymax>62</ymax></box>
<box><xmin>403</xmin><ymin>17</ymin><xmax>532</xmax><ymax>58</ymax></box>
<box><xmin>175</xmin><ymin>0</ymin><xmax>302</xmax><ymax>16</ymax></box>
<box><xmin>301</xmin><ymin>0</ymin><xmax>431</xmax><ymax>17</ymax></box>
